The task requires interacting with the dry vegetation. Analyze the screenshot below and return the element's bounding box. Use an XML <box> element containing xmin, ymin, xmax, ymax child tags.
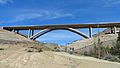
<box><xmin>67</xmin><ymin>28</ymin><xmax>120</xmax><ymax>62</ymax></box>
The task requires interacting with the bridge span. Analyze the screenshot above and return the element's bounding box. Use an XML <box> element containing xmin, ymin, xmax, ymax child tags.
<box><xmin>3</xmin><ymin>23</ymin><xmax>120</xmax><ymax>40</ymax></box>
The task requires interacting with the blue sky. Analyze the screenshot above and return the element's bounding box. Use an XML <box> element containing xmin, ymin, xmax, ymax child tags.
<box><xmin>0</xmin><ymin>0</ymin><xmax>120</xmax><ymax>45</ymax></box>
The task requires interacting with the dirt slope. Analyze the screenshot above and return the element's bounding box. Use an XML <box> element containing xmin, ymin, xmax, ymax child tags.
<box><xmin>67</xmin><ymin>28</ymin><xmax>119</xmax><ymax>54</ymax></box>
<box><xmin>68</xmin><ymin>34</ymin><xmax>117</xmax><ymax>49</ymax></box>
<box><xmin>0</xmin><ymin>29</ymin><xmax>31</xmax><ymax>42</ymax></box>
<box><xmin>0</xmin><ymin>29</ymin><xmax>58</xmax><ymax>51</ymax></box>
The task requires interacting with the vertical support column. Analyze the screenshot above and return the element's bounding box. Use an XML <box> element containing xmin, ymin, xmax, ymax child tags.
<box><xmin>118</xmin><ymin>30</ymin><xmax>120</xmax><ymax>39</ymax></box>
<box><xmin>31</xmin><ymin>30</ymin><xmax>34</xmax><ymax>36</ymax></box>
<box><xmin>89</xmin><ymin>27</ymin><xmax>92</xmax><ymax>38</ymax></box>
<box><xmin>28</xmin><ymin>29</ymin><xmax>31</xmax><ymax>38</ymax></box>
<box><xmin>110</xmin><ymin>27</ymin><xmax>113</xmax><ymax>34</ymax></box>
<box><xmin>114</xmin><ymin>26</ymin><xmax>117</xmax><ymax>34</ymax></box>
<box><xmin>16</xmin><ymin>30</ymin><xmax>19</xmax><ymax>34</ymax></box>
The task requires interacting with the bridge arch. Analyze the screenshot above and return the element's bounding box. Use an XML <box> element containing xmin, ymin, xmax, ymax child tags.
<box><xmin>30</xmin><ymin>27</ymin><xmax>89</xmax><ymax>40</ymax></box>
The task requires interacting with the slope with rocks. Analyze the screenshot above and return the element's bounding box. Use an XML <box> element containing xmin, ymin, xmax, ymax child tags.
<box><xmin>67</xmin><ymin>28</ymin><xmax>119</xmax><ymax>54</ymax></box>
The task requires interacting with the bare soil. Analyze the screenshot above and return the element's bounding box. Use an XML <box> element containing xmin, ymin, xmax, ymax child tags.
<box><xmin>0</xmin><ymin>45</ymin><xmax>120</xmax><ymax>68</ymax></box>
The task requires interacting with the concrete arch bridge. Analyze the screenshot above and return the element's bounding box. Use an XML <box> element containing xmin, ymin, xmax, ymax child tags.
<box><xmin>3</xmin><ymin>23</ymin><xmax>120</xmax><ymax>40</ymax></box>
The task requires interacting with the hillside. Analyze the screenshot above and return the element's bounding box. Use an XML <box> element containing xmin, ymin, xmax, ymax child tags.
<box><xmin>0</xmin><ymin>29</ymin><xmax>59</xmax><ymax>51</ymax></box>
<box><xmin>0</xmin><ymin>29</ymin><xmax>120</xmax><ymax>68</ymax></box>
<box><xmin>67</xmin><ymin>28</ymin><xmax>119</xmax><ymax>55</ymax></box>
<box><xmin>0</xmin><ymin>29</ymin><xmax>32</xmax><ymax>43</ymax></box>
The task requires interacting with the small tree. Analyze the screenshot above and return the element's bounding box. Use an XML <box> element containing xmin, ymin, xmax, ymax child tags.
<box><xmin>97</xmin><ymin>38</ymin><xmax>111</xmax><ymax>57</ymax></box>
<box><xmin>111</xmin><ymin>31</ymin><xmax>120</xmax><ymax>58</ymax></box>
<box><xmin>97</xmin><ymin>38</ymin><xmax>101</xmax><ymax>58</ymax></box>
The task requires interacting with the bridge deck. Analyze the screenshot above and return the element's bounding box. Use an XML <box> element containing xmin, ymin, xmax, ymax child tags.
<box><xmin>3</xmin><ymin>23</ymin><xmax>120</xmax><ymax>30</ymax></box>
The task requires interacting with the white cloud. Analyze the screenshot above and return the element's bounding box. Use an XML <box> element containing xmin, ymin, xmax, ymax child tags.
<box><xmin>0</xmin><ymin>10</ymin><xmax>73</xmax><ymax>23</ymax></box>
<box><xmin>13</xmin><ymin>13</ymin><xmax>42</xmax><ymax>22</ymax></box>
<box><xmin>0</xmin><ymin>0</ymin><xmax>13</xmax><ymax>4</ymax></box>
<box><xmin>103</xmin><ymin>0</ymin><xmax>120</xmax><ymax>7</ymax></box>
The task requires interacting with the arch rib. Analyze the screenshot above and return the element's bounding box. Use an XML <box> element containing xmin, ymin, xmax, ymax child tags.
<box><xmin>67</xmin><ymin>28</ymin><xmax>89</xmax><ymax>38</ymax></box>
<box><xmin>30</xmin><ymin>28</ymin><xmax>51</xmax><ymax>40</ymax></box>
<box><xmin>30</xmin><ymin>27</ymin><xmax>89</xmax><ymax>40</ymax></box>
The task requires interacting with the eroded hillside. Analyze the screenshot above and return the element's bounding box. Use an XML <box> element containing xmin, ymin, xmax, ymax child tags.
<box><xmin>67</xmin><ymin>28</ymin><xmax>119</xmax><ymax>54</ymax></box>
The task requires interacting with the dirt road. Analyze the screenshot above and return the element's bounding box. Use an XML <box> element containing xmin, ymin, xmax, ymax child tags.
<box><xmin>0</xmin><ymin>49</ymin><xmax>120</xmax><ymax>68</ymax></box>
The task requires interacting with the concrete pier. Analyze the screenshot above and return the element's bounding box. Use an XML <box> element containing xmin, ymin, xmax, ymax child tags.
<box><xmin>89</xmin><ymin>27</ymin><xmax>92</xmax><ymax>38</ymax></box>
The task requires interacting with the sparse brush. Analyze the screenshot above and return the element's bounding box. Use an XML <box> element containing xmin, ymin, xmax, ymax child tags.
<box><xmin>27</xmin><ymin>49</ymin><xmax>33</xmax><ymax>52</ymax></box>
<box><xmin>0</xmin><ymin>48</ymin><xmax>4</xmax><ymax>50</ymax></box>
<box><xmin>37</xmin><ymin>48</ymin><xmax>43</xmax><ymax>52</ymax></box>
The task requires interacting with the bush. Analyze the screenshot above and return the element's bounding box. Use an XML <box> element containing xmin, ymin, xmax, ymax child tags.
<box><xmin>0</xmin><ymin>48</ymin><xmax>4</xmax><ymax>50</ymax></box>
<box><xmin>103</xmin><ymin>54</ymin><xmax>120</xmax><ymax>62</ymax></box>
<box><xmin>37</xmin><ymin>48</ymin><xmax>43</xmax><ymax>52</ymax></box>
<box><xmin>27</xmin><ymin>47</ymin><xmax>43</xmax><ymax>52</ymax></box>
<box><xmin>69</xmin><ymin>51</ymin><xmax>73</xmax><ymax>54</ymax></box>
<box><xmin>27</xmin><ymin>48</ymin><xmax>34</xmax><ymax>52</ymax></box>
<box><xmin>110</xmin><ymin>31</ymin><xmax>120</xmax><ymax>58</ymax></box>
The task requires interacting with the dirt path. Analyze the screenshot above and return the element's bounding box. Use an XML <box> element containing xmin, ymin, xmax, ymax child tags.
<box><xmin>54</xmin><ymin>52</ymin><xmax>120</xmax><ymax>68</ymax></box>
<box><xmin>0</xmin><ymin>50</ymin><xmax>120</xmax><ymax>68</ymax></box>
